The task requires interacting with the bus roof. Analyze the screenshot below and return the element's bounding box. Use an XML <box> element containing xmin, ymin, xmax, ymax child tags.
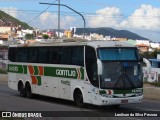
<box><xmin>9</xmin><ymin>39</ymin><xmax>135</xmax><ymax>49</ymax></box>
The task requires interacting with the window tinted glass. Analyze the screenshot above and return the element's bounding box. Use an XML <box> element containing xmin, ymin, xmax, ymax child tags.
<box><xmin>28</xmin><ymin>47</ymin><xmax>37</xmax><ymax>63</ymax></box>
<box><xmin>8</xmin><ymin>46</ymin><xmax>84</xmax><ymax>66</ymax></box>
<box><xmin>8</xmin><ymin>47</ymin><xmax>17</xmax><ymax>62</ymax></box>
<box><xmin>48</xmin><ymin>47</ymin><xmax>61</xmax><ymax>64</ymax></box>
<box><xmin>85</xmin><ymin>46</ymin><xmax>98</xmax><ymax>87</ymax></box>
<box><xmin>71</xmin><ymin>47</ymin><xmax>84</xmax><ymax>66</ymax></box>
<box><xmin>18</xmin><ymin>48</ymin><xmax>28</xmax><ymax>62</ymax></box>
<box><xmin>98</xmin><ymin>48</ymin><xmax>138</xmax><ymax>61</ymax></box>
<box><xmin>37</xmin><ymin>47</ymin><xmax>48</xmax><ymax>63</ymax></box>
<box><xmin>60</xmin><ymin>47</ymin><xmax>72</xmax><ymax>64</ymax></box>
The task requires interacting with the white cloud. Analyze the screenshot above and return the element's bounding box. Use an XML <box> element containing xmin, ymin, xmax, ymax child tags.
<box><xmin>87</xmin><ymin>7</ymin><xmax>122</xmax><ymax>27</ymax></box>
<box><xmin>39</xmin><ymin>12</ymin><xmax>76</xmax><ymax>29</ymax></box>
<box><xmin>0</xmin><ymin>7</ymin><xmax>19</xmax><ymax>18</ymax></box>
<box><xmin>87</xmin><ymin>4</ymin><xmax>160</xmax><ymax>31</ymax></box>
<box><xmin>85</xmin><ymin>5</ymin><xmax>160</xmax><ymax>41</ymax></box>
<box><xmin>40</xmin><ymin>12</ymin><xmax>57</xmax><ymax>24</ymax></box>
<box><xmin>119</xmin><ymin>4</ymin><xmax>160</xmax><ymax>30</ymax></box>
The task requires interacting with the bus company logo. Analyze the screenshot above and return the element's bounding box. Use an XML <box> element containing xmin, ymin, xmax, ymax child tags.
<box><xmin>56</xmin><ymin>69</ymin><xmax>76</xmax><ymax>77</ymax></box>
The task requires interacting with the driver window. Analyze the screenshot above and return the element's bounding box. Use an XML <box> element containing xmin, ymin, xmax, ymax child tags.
<box><xmin>85</xmin><ymin>46</ymin><xmax>99</xmax><ymax>87</ymax></box>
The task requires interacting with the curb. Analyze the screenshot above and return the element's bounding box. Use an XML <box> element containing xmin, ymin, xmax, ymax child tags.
<box><xmin>143</xmin><ymin>87</ymin><xmax>160</xmax><ymax>101</ymax></box>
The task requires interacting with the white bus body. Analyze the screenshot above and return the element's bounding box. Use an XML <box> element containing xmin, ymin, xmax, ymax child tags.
<box><xmin>8</xmin><ymin>40</ymin><xmax>143</xmax><ymax>106</ymax></box>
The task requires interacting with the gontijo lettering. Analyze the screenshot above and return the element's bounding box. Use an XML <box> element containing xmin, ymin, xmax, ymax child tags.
<box><xmin>56</xmin><ymin>69</ymin><xmax>76</xmax><ymax>77</ymax></box>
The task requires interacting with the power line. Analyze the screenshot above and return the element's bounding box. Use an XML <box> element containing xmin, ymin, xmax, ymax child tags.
<box><xmin>26</xmin><ymin>0</ymin><xmax>58</xmax><ymax>24</ymax></box>
<box><xmin>1</xmin><ymin>8</ymin><xmax>160</xmax><ymax>19</ymax></box>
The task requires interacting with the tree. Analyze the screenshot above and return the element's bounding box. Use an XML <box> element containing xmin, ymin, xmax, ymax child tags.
<box><xmin>42</xmin><ymin>34</ymin><xmax>49</xmax><ymax>39</ymax></box>
<box><xmin>140</xmin><ymin>49</ymin><xmax>160</xmax><ymax>59</ymax></box>
<box><xmin>25</xmin><ymin>33</ymin><xmax>34</xmax><ymax>40</ymax></box>
<box><xmin>150</xmin><ymin>49</ymin><xmax>160</xmax><ymax>58</ymax></box>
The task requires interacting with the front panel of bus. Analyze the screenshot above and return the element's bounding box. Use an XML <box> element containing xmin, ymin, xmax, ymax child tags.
<box><xmin>85</xmin><ymin>46</ymin><xmax>143</xmax><ymax>105</ymax></box>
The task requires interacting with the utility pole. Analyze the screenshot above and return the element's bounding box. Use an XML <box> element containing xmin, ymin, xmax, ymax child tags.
<box><xmin>40</xmin><ymin>2</ymin><xmax>86</xmax><ymax>39</ymax></box>
<box><xmin>58</xmin><ymin>0</ymin><xmax>60</xmax><ymax>38</ymax></box>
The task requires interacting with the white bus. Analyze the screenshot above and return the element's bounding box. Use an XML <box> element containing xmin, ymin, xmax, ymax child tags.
<box><xmin>8</xmin><ymin>39</ymin><xmax>143</xmax><ymax>107</ymax></box>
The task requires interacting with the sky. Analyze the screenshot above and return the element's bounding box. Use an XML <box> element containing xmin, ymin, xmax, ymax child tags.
<box><xmin>0</xmin><ymin>0</ymin><xmax>160</xmax><ymax>42</ymax></box>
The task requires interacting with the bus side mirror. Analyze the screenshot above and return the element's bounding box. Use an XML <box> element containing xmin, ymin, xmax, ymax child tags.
<box><xmin>97</xmin><ymin>59</ymin><xmax>103</xmax><ymax>75</ymax></box>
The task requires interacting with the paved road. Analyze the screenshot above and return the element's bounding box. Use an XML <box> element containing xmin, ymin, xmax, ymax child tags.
<box><xmin>0</xmin><ymin>82</ymin><xmax>160</xmax><ymax>120</ymax></box>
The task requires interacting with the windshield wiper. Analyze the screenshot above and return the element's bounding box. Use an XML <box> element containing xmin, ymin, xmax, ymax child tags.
<box><xmin>114</xmin><ymin>64</ymin><xmax>135</xmax><ymax>89</ymax></box>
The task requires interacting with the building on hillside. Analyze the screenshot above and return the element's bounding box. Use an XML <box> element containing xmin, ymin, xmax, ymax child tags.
<box><xmin>0</xmin><ymin>27</ymin><xmax>11</xmax><ymax>33</ymax></box>
<box><xmin>136</xmin><ymin>43</ymin><xmax>149</xmax><ymax>52</ymax></box>
<box><xmin>136</xmin><ymin>40</ymin><xmax>150</xmax><ymax>46</ymax></box>
<box><xmin>64</xmin><ymin>30</ymin><xmax>73</xmax><ymax>38</ymax></box>
<box><xmin>21</xmin><ymin>29</ymin><xmax>34</xmax><ymax>35</ymax></box>
<box><xmin>105</xmin><ymin>36</ymin><xmax>111</xmax><ymax>40</ymax></box>
<box><xmin>46</xmin><ymin>31</ymin><xmax>55</xmax><ymax>38</ymax></box>
<box><xmin>90</xmin><ymin>33</ymin><xmax>104</xmax><ymax>40</ymax></box>
<box><xmin>125</xmin><ymin>39</ymin><xmax>136</xmax><ymax>45</ymax></box>
<box><xmin>0</xmin><ymin>34</ymin><xmax>8</xmax><ymax>41</ymax></box>
<box><xmin>111</xmin><ymin>37</ymin><xmax>128</xmax><ymax>41</ymax></box>
<box><xmin>0</xmin><ymin>26</ymin><xmax>18</xmax><ymax>34</ymax></box>
<box><xmin>150</xmin><ymin>42</ymin><xmax>160</xmax><ymax>49</ymax></box>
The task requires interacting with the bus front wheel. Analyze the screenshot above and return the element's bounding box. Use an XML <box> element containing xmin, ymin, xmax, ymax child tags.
<box><xmin>74</xmin><ymin>89</ymin><xmax>84</xmax><ymax>107</ymax></box>
<box><xmin>25</xmin><ymin>83</ymin><xmax>32</xmax><ymax>98</ymax></box>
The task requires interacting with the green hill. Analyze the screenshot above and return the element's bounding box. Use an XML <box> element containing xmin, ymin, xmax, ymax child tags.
<box><xmin>76</xmin><ymin>27</ymin><xmax>148</xmax><ymax>40</ymax></box>
<box><xmin>0</xmin><ymin>10</ymin><xmax>32</xmax><ymax>29</ymax></box>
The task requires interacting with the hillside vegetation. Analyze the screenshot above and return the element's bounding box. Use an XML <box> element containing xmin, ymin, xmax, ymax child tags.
<box><xmin>0</xmin><ymin>10</ymin><xmax>32</xmax><ymax>29</ymax></box>
<box><xmin>76</xmin><ymin>27</ymin><xmax>148</xmax><ymax>40</ymax></box>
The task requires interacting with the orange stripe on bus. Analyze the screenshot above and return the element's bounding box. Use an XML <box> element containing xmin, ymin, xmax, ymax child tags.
<box><xmin>28</xmin><ymin>65</ymin><xmax>34</xmax><ymax>75</ymax></box>
<box><xmin>31</xmin><ymin>76</ymin><xmax>37</xmax><ymax>85</ymax></box>
<box><xmin>38</xmin><ymin>66</ymin><xmax>44</xmax><ymax>75</ymax></box>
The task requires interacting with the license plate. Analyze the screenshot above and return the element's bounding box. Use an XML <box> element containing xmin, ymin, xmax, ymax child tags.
<box><xmin>121</xmin><ymin>100</ymin><xmax>128</xmax><ymax>103</ymax></box>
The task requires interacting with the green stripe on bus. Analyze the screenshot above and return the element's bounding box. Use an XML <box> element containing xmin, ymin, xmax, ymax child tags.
<box><xmin>8</xmin><ymin>64</ymin><xmax>84</xmax><ymax>80</ymax></box>
<box><xmin>23</xmin><ymin>65</ymin><xmax>27</xmax><ymax>74</ymax></box>
<box><xmin>36</xmin><ymin>76</ymin><xmax>41</xmax><ymax>86</ymax></box>
<box><xmin>44</xmin><ymin>67</ymin><xmax>82</xmax><ymax>79</ymax></box>
<box><xmin>80</xmin><ymin>67</ymin><xmax>84</xmax><ymax>79</ymax></box>
<box><xmin>8</xmin><ymin>64</ymin><xmax>23</xmax><ymax>73</ymax></box>
<box><xmin>34</xmin><ymin>66</ymin><xmax>39</xmax><ymax>75</ymax></box>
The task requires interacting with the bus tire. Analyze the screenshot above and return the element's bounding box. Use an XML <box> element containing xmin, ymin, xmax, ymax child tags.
<box><xmin>25</xmin><ymin>82</ymin><xmax>32</xmax><ymax>98</ymax></box>
<box><xmin>74</xmin><ymin>89</ymin><xmax>84</xmax><ymax>107</ymax></box>
<box><xmin>18</xmin><ymin>81</ymin><xmax>26</xmax><ymax>97</ymax></box>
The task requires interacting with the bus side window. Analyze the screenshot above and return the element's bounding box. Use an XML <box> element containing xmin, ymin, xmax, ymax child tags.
<box><xmin>37</xmin><ymin>47</ymin><xmax>48</xmax><ymax>63</ymax></box>
<box><xmin>71</xmin><ymin>47</ymin><xmax>84</xmax><ymax>66</ymax></box>
<box><xmin>9</xmin><ymin>47</ymin><xmax>16</xmax><ymax>62</ymax></box>
<box><xmin>85</xmin><ymin>46</ymin><xmax>99</xmax><ymax>87</ymax></box>
<box><xmin>48</xmin><ymin>47</ymin><xmax>61</xmax><ymax>64</ymax></box>
<box><xmin>18</xmin><ymin>48</ymin><xmax>28</xmax><ymax>62</ymax></box>
<box><xmin>28</xmin><ymin>47</ymin><xmax>37</xmax><ymax>63</ymax></box>
<box><xmin>59</xmin><ymin>47</ymin><xmax>71</xmax><ymax>65</ymax></box>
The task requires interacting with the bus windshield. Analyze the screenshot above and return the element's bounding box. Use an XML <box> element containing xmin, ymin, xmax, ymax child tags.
<box><xmin>98</xmin><ymin>48</ymin><xmax>138</xmax><ymax>61</ymax></box>
<box><xmin>97</xmin><ymin>48</ymin><xmax>143</xmax><ymax>89</ymax></box>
